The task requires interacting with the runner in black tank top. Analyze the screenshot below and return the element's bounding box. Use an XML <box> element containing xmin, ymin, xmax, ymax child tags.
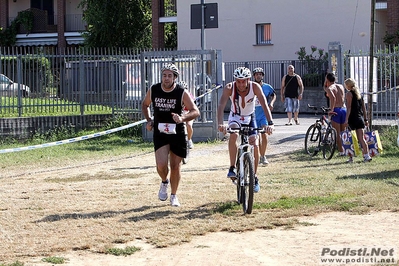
<box><xmin>141</xmin><ymin>63</ymin><xmax>200</xmax><ymax>207</ymax></box>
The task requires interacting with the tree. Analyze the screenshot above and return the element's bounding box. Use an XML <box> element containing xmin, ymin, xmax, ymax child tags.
<box><xmin>164</xmin><ymin>22</ymin><xmax>177</xmax><ymax>49</ymax></box>
<box><xmin>79</xmin><ymin>0</ymin><xmax>152</xmax><ymax>48</ymax></box>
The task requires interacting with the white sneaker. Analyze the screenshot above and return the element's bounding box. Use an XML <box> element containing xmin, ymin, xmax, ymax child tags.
<box><xmin>158</xmin><ymin>181</ymin><xmax>169</xmax><ymax>201</ymax></box>
<box><xmin>363</xmin><ymin>154</ymin><xmax>372</xmax><ymax>162</ymax></box>
<box><xmin>170</xmin><ymin>194</ymin><xmax>180</xmax><ymax>207</ymax></box>
<box><xmin>260</xmin><ymin>156</ymin><xmax>269</xmax><ymax>165</ymax></box>
<box><xmin>188</xmin><ymin>140</ymin><xmax>194</xmax><ymax>149</ymax></box>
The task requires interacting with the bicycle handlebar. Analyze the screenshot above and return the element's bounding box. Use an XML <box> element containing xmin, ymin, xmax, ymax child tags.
<box><xmin>227</xmin><ymin>127</ymin><xmax>265</xmax><ymax>134</ymax></box>
<box><xmin>307</xmin><ymin>104</ymin><xmax>337</xmax><ymax>116</ymax></box>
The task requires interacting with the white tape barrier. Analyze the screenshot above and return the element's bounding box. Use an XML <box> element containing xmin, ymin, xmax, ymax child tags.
<box><xmin>0</xmin><ymin>84</ymin><xmax>223</xmax><ymax>154</ymax></box>
<box><xmin>0</xmin><ymin>119</ymin><xmax>147</xmax><ymax>154</ymax></box>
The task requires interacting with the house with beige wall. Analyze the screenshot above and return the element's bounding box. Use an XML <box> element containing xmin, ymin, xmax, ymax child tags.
<box><xmin>1</xmin><ymin>0</ymin><xmax>85</xmax><ymax>47</ymax></box>
<box><xmin>176</xmin><ymin>0</ymin><xmax>388</xmax><ymax>62</ymax></box>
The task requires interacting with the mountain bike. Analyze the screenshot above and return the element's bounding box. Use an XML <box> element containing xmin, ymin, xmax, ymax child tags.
<box><xmin>304</xmin><ymin>104</ymin><xmax>337</xmax><ymax>160</ymax></box>
<box><xmin>227</xmin><ymin>126</ymin><xmax>263</xmax><ymax>214</ymax></box>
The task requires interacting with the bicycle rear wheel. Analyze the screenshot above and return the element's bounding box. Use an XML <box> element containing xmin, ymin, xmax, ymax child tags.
<box><xmin>241</xmin><ymin>152</ymin><xmax>254</xmax><ymax>214</ymax></box>
<box><xmin>305</xmin><ymin>124</ymin><xmax>321</xmax><ymax>156</ymax></box>
<box><xmin>323</xmin><ymin>127</ymin><xmax>337</xmax><ymax>160</ymax></box>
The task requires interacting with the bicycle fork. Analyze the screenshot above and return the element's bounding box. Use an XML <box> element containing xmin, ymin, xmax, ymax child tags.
<box><xmin>237</xmin><ymin>144</ymin><xmax>254</xmax><ymax>186</ymax></box>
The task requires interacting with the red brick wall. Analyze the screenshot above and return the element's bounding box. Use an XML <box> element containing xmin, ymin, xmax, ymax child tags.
<box><xmin>152</xmin><ymin>0</ymin><xmax>165</xmax><ymax>49</ymax></box>
<box><xmin>57</xmin><ymin>0</ymin><xmax>66</xmax><ymax>48</ymax></box>
<box><xmin>387</xmin><ymin>0</ymin><xmax>399</xmax><ymax>34</ymax></box>
<box><xmin>0</xmin><ymin>0</ymin><xmax>9</xmax><ymax>30</ymax></box>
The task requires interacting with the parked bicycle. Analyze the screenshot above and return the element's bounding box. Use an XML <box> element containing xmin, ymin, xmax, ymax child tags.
<box><xmin>227</xmin><ymin>126</ymin><xmax>263</xmax><ymax>214</ymax></box>
<box><xmin>304</xmin><ymin>104</ymin><xmax>337</xmax><ymax>160</ymax></box>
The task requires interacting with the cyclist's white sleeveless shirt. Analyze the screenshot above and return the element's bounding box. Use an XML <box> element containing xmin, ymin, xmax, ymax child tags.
<box><xmin>229</xmin><ymin>81</ymin><xmax>257</xmax><ymax>116</ymax></box>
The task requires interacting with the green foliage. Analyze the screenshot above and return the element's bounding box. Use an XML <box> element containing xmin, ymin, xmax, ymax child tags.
<box><xmin>105</xmin><ymin>246</ymin><xmax>141</xmax><ymax>256</ymax></box>
<box><xmin>102</xmin><ymin>114</ymin><xmax>142</xmax><ymax>139</ymax></box>
<box><xmin>0</xmin><ymin>96</ymin><xmax>113</xmax><ymax>118</ymax></box>
<box><xmin>165</xmin><ymin>22</ymin><xmax>177</xmax><ymax>50</ymax></box>
<box><xmin>0</xmin><ymin>10</ymin><xmax>33</xmax><ymax>46</ymax></box>
<box><xmin>164</xmin><ymin>0</ymin><xmax>177</xmax><ymax>49</ymax></box>
<box><xmin>78</xmin><ymin>0</ymin><xmax>152</xmax><ymax>48</ymax></box>
<box><xmin>296</xmin><ymin>45</ymin><xmax>329</xmax><ymax>86</ymax></box>
<box><xmin>0</xmin><ymin>262</ymin><xmax>24</xmax><ymax>266</ymax></box>
<box><xmin>31</xmin><ymin>124</ymin><xmax>77</xmax><ymax>143</ymax></box>
<box><xmin>257</xmin><ymin>194</ymin><xmax>356</xmax><ymax>210</ymax></box>
<box><xmin>41</xmin><ymin>256</ymin><xmax>67</xmax><ymax>264</ymax></box>
<box><xmin>377</xmin><ymin>125</ymin><xmax>399</xmax><ymax>156</ymax></box>
<box><xmin>1</xmin><ymin>52</ymin><xmax>53</xmax><ymax>94</ymax></box>
<box><xmin>383</xmin><ymin>30</ymin><xmax>399</xmax><ymax>46</ymax></box>
<box><xmin>296</xmin><ymin>45</ymin><xmax>329</xmax><ymax>63</ymax></box>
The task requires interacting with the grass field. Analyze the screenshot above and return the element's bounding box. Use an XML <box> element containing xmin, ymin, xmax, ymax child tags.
<box><xmin>0</xmin><ymin>125</ymin><xmax>398</xmax><ymax>265</ymax></box>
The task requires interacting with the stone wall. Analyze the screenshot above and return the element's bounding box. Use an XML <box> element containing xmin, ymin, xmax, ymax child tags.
<box><xmin>272</xmin><ymin>86</ymin><xmax>329</xmax><ymax>114</ymax></box>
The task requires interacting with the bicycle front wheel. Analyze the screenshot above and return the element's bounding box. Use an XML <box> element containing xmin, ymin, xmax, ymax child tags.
<box><xmin>305</xmin><ymin>124</ymin><xmax>321</xmax><ymax>156</ymax></box>
<box><xmin>241</xmin><ymin>152</ymin><xmax>255</xmax><ymax>214</ymax></box>
<box><xmin>323</xmin><ymin>127</ymin><xmax>337</xmax><ymax>160</ymax></box>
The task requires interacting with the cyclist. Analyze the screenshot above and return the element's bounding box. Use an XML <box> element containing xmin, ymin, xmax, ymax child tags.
<box><xmin>253</xmin><ymin>67</ymin><xmax>276</xmax><ymax>165</ymax></box>
<box><xmin>217</xmin><ymin>67</ymin><xmax>274</xmax><ymax>192</ymax></box>
<box><xmin>142</xmin><ymin>63</ymin><xmax>199</xmax><ymax>207</ymax></box>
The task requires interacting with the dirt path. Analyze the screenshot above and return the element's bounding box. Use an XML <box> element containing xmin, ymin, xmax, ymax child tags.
<box><xmin>27</xmin><ymin>211</ymin><xmax>399</xmax><ymax>266</ymax></box>
<box><xmin>3</xmin><ymin>115</ymin><xmax>399</xmax><ymax>266</ymax></box>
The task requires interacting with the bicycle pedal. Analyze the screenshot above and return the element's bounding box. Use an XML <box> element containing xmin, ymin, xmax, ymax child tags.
<box><xmin>231</xmin><ymin>179</ymin><xmax>237</xmax><ymax>185</ymax></box>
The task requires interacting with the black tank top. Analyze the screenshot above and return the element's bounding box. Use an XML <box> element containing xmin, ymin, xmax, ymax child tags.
<box><xmin>151</xmin><ymin>83</ymin><xmax>185</xmax><ymax>134</ymax></box>
<box><xmin>348</xmin><ymin>90</ymin><xmax>364</xmax><ymax>122</ymax></box>
<box><xmin>284</xmin><ymin>75</ymin><xmax>300</xmax><ymax>98</ymax></box>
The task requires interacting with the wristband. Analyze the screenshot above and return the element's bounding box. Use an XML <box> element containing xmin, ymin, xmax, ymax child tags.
<box><xmin>268</xmin><ymin>121</ymin><xmax>274</xmax><ymax>125</ymax></box>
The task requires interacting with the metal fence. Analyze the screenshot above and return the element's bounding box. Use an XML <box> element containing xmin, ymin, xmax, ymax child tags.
<box><xmin>224</xmin><ymin>46</ymin><xmax>399</xmax><ymax>123</ymax></box>
<box><xmin>224</xmin><ymin>60</ymin><xmax>328</xmax><ymax>90</ymax></box>
<box><xmin>1</xmin><ymin>45</ymin><xmax>398</xmax><ymax>124</ymax></box>
<box><xmin>0</xmin><ymin>47</ymin><xmax>222</xmax><ymax>119</ymax></box>
<box><xmin>0</xmin><ymin>47</ymin><xmax>224</xmax><ymax>140</ymax></box>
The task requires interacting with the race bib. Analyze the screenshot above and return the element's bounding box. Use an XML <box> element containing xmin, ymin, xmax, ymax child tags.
<box><xmin>158</xmin><ymin>123</ymin><xmax>177</xmax><ymax>134</ymax></box>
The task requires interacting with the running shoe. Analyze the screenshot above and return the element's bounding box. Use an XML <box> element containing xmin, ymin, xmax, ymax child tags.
<box><xmin>188</xmin><ymin>140</ymin><xmax>194</xmax><ymax>149</ymax></box>
<box><xmin>363</xmin><ymin>154</ymin><xmax>372</xmax><ymax>162</ymax></box>
<box><xmin>158</xmin><ymin>180</ymin><xmax>169</xmax><ymax>201</ymax></box>
<box><xmin>347</xmin><ymin>157</ymin><xmax>354</xmax><ymax>163</ymax></box>
<box><xmin>227</xmin><ymin>166</ymin><xmax>236</xmax><ymax>178</ymax></box>
<box><xmin>254</xmin><ymin>176</ymin><xmax>260</xmax><ymax>193</ymax></box>
<box><xmin>170</xmin><ymin>194</ymin><xmax>180</xmax><ymax>207</ymax></box>
<box><xmin>260</xmin><ymin>156</ymin><xmax>269</xmax><ymax>165</ymax></box>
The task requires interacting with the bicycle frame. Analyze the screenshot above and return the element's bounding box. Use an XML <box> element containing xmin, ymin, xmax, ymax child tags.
<box><xmin>227</xmin><ymin>126</ymin><xmax>259</xmax><ymax>214</ymax></box>
<box><xmin>237</xmin><ymin>143</ymin><xmax>254</xmax><ymax>186</ymax></box>
<box><xmin>305</xmin><ymin>104</ymin><xmax>337</xmax><ymax>160</ymax></box>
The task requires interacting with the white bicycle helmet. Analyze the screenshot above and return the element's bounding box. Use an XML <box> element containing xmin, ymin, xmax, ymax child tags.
<box><xmin>161</xmin><ymin>63</ymin><xmax>180</xmax><ymax>77</ymax></box>
<box><xmin>252</xmin><ymin>67</ymin><xmax>264</xmax><ymax>75</ymax></box>
<box><xmin>178</xmin><ymin>81</ymin><xmax>189</xmax><ymax>90</ymax></box>
<box><xmin>233</xmin><ymin>67</ymin><xmax>251</xmax><ymax>79</ymax></box>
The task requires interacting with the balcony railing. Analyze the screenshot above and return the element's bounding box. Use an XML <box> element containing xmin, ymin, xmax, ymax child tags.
<box><xmin>9</xmin><ymin>14</ymin><xmax>87</xmax><ymax>34</ymax></box>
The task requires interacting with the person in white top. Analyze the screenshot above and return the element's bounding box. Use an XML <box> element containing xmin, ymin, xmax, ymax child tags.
<box><xmin>217</xmin><ymin>67</ymin><xmax>274</xmax><ymax>192</ymax></box>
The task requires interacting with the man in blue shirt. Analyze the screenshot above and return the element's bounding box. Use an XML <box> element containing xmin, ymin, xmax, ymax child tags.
<box><xmin>253</xmin><ymin>67</ymin><xmax>276</xmax><ymax>165</ymax></box>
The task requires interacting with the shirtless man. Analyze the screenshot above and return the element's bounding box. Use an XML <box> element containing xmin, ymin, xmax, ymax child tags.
<box><xmin>324</xmin><ymin>72</ymin><xmax>346</xmax><ymax>155</ymax></box>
